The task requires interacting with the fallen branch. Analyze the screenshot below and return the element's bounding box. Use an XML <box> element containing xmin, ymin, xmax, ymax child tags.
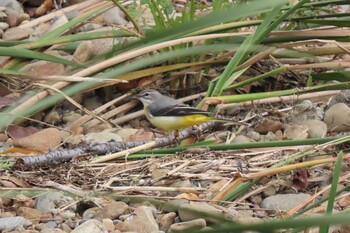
<box><xmin>12</xmin><ymin>122</ymin><xmax>218</xmax><ymax>170</ymax></box>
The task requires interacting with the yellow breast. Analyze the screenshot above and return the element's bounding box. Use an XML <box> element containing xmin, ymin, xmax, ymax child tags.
<box><xmin>144</xmin><ymin>108</ymin><xmax>213</xmax><ymax>130</ymax></box>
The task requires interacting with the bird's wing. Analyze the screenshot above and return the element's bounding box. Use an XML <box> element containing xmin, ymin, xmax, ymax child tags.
<box><xmin>152</xmin><ymin>103</ymin><xmax>211</xmax><ymax>117</ymax></box>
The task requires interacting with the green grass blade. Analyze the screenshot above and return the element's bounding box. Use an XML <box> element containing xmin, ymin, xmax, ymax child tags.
<box><xmin>312</xmin><ymin>71</ymin><xmax>350</xmax><ymax>82</ymax></box>
<box><xmin>16</xmin><ymin>30</ymin><xmax>135</xmax><ymax>50</ymax></box>
<box><xmin>319</xmin><ymin>151</ymin><xmax>343</xmax><ymax>233</ymax></box>
<box><xmin>0</xmin><ymin>69</ymin><xmax>29</xmax><ymax>76</ymax></box>
<box><xmin>200</xmin><ymin>212</ymin><xmax>350</xmax><ymax>232</ymax></box>
<box><xmin>0</xmin><ymin>47</ymin><xmax>83</xmax><ymax>67</ymax></box>
<box><xmin>210</xmin><ymin>3</ymin><xmax>288</xmax><ymax>96</ymax></box>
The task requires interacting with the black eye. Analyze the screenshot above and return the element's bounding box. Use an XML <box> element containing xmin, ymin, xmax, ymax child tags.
<box><xmin>144</xmin><ymin>93</ymin><xmax>150</xmax><ymax>97</ymax></box>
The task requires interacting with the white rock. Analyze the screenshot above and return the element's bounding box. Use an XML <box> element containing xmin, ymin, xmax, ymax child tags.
<box><xmin>71</xmin><ymin>219</ymin><xmax>108</xmax><ymax>233</ymax></box>
<box><xmin>261</xmin><ymin>193</ymin><xmax>311</xmax><ymax>211</ymax></box>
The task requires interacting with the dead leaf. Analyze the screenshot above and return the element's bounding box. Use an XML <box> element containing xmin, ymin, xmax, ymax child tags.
<box><xmin>6</xmin><ymin>125</ymin><xmax>39</xmax><ymax>139</ymax></box>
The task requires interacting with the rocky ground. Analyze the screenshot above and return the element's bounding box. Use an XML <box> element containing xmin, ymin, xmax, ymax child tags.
<box><xmin>1</xmin><ymin>0</ymin><xmax>350</xmax><ymax>233</ymax></box>
<box><xmin>1</xmin><ymin>90</ymin><xmax>350</xmax><ymax>233</ymax></box>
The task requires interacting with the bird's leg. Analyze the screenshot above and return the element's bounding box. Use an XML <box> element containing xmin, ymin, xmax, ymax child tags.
<box><xmin>192</xmin><ymin>125</ymin><xmax>203</xmax><ymax>141</ymax></box>
<box><xmin>173</xmin><ymin>130</ymin><xmax>181</xmax><ymax>145</ymax></box>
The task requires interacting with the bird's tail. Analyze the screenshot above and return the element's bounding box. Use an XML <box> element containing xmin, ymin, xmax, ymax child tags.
<box><xmin>209</xmin><ymin>116</ymin><xmax>248</xmax><ymax>126</ymax></box>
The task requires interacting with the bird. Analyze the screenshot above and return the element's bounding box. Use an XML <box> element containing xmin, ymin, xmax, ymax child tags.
<box><xmin>135</xmin><ymin>89</ymin><xmax>226</xmax><ymax>131</ymax></box>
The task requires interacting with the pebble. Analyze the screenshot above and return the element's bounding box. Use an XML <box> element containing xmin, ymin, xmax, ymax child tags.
<box><xmin>73</xmin><ymin>40</ymin><xmax>93</xmax><ymax>63</ymax></box>
<box><xmin>283</xmin><ymin>124</ymin><xmax>308</xmax><ymax>140</ymax></box>
<box><xmin>61</xmin><ymin>223</ymin><xmax>72</xmax><ymax>232</ymax></box>
<box><xmin>1</xmin><ymin>0</ymin><xmax>24</xmax><ymax>16</ymax></box>
<box><xmin>117</xmin><ymin>128</ymin><xmax>139</xmax><ymax>141</ymax></box>
<box><xmin>50</xmin><ymin>15</ymin><xmax>69</xmax><ymax>31</ymax></box>
<box><xmin>17</xmin><ymin>207</ymin><xmax>43</xmax><ymax>221</ymax></box>
<box><xmin>101</xmin><ymin>6</ymin><xmax>128</xmax><ymax>25</ymax></box>
<box><xmin>44</xmin><ymin>111</ymin><xmax>61</xmax><ymax>125</ymax></box>
<box><xmin>290</xmin><ymin>100</ymin><xmax>323</xmax><ymax>123</ymax></box>
<box><xmin>231</xmin><ymin>135</ymin><xmax>254</xmax><ymax>144</ymax></box>
<box><xmin>40</xmin><ymin>228</ymin><xmax>66</xmax><ymax>233</ymax></box>
<box><xmin>46</xmin><ymin>221</ymin><xmax>58</xmax><ymax>228</ymax></box>
<box><xmin>71</xmin><ymin>219</ymin><xmax>108</xmax><ymax>233</ymax></box>
<box><xmin>95</xmin><ymin>201</ymin><xmax>130</xmax><ymax>219</ymax></box>
<box><xmin>260</xmin><ymin>131</ymin><xmax>277</xmax><ymax>141</ymax></box>
<box><xmin>62</xmin><ymin>112</ymin><xmax>82</xmax><ymax>123</ymax></box>
<box><xmin>81</xmin><ymin>131</ymin><xmax>123</xmax><ymax>144</ymax></box>
<box><xmin>303</xmin><ymin>120</ymin><xmax>327</xmax><ymax>138</ymax></box>
<box><xmin>338</xmin><ymin>195</ymin><xmax>350</xmax><ymax>207</ymax></box>
<box><xmin>263</xmin><ymin>186</ymin><xmax>277</xmax><ymax>197</ymax></box>
<box><xmin>91</xmin><ymin>38</ymin><xmax>118</xmax><ymax>56</ymax></box>
<box><xmin>170</xmin><ymin>179</ymin><xmax>193</xmax><ymax>188</ymax></box>
<box><xmin>159</xmin><ymin>212</ymin><xmax>176</xmax><ymax>231</ymax></box>
<box><xmin>245</xmin><ymin>130</ymin><xmax>261</xmax><ymax>141</ymax></box>
<box><xmin>115</xmin><ymin>206</ymin><xmax>159</xmax><ymax>233</ymax></box>
<box><xmin>2</xmin><ymin>26</ymin><xmax>33</xmax><ymax>40</ymax></box>
<box><xmin>261</xmin><ymin>193</ymin><xmax>311</xmax><ymax>211</ymax></box>
<box><xmin>20</xmin><ymin>60</ymin><xmax>65</xmax><ymax>76</ymax></box>
<box><xmin>102</xmin><ymin>218</ymin><xmax>115</xmax><ymax>231</ymax></box>
<box><xmin>82</xmin><ymin>207</ymin><xmax>99</xmax><ymax>220</ymax></box>
<box><xmin>58</xmin><ymin>210</ymin><xmax>76</xmax><ymax>220</ymax></box>
<box><xmin>0</xmin><ymin>216</ymin><xmax>32</xmax><ymax>231</ymax></box>
<box><xmin>0</xmin><ymin>22</ymin><xmax>9</xmax><ymax>30</ymax></box>
<box><xmin>324</xmin><ymin>103</ymin><xmax>350</xmax><ymax>132</ymax></box>
<box><xmin>255</xmin><ymin>119</ymin><xmax>283</xmax><ymax>134</ymax></box>
<box><xmin>35</xmin><ymin>191</ymin><xmax>76</xmax><ymax>213</ymax></box>
<box><xmin>128</xmin><ymin>129</ymin><xmax>155</xmax><ymax>141</ymax></box>
<box><xmin>169</xmin><ymin>218</ymin><xmax>206</xmax><ymax>232</ymax></box>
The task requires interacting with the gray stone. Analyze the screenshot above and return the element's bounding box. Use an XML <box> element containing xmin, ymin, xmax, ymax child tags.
<box><xmin>35</xmin><ymin>191</ymin><xmax>76</xmax><ymax>214</ymax></box>
<box><xmin>303</xmin><ymin>120</ymin><xmax>327</xmax><ymax>138</ymax></box>
<box><xmin>101</xmin><ymin>7</ymin><xmax>127</xmax><ymax>25</ymax></box>
<box><xmin>82</xmin><ymin>207</ymin><xmax>98</xmax><ymax>219</ymax></box>
<box><xmin>159</xmin><ymin>212</ymin><xmax>176</xmax><ymax>231</ymax></box>
<box><xmin>95</xmin><ymin>201</ymin><xmax>130</xmax><ymax>219</ymax></box>
<box><xmin>73</xmin><ymin>40</ymin><xmax>93</xmax><ymax>63</ymax></box>
<box><xmin>2</xmin><ymin>27</ymin><xmax>33</xmax><ymax>40</ymax></box>
<box><xmin>116</xmin><ymin>206</ymin><xmax>159</xmax><ymax>233</ymax></box>
<box><xmin>72</xmin><ymin>219</ymin><xmax>108</xmax><ymax>233</ymax></box>
<box><xmin>261</xmin><ymin>193</ymin><xmax>311</xmax><ymax>211</ymax></box>
<box><xmin>0</xmin><ymin>216</ymin><xmax>32</xmax><ymax>231</ymax></box>
<box><xmin>283</xmin><ymin>124</ymin><xmax>308</xmax><ymax>140</ymax></box>
<box><xmin>0</xmin><ymin>0</ymin><xmax>24</xmax><ymax>16</ymax></box>
<box><xmin>324</xmin><ymin>103</ymin><xmax>350</xmax><ymax>132</ymax></box>
<box><xmin>232</xmin><ymin>135</ymin><xmax>254</xmax><ymax>144</ymax></box>
<box><xmin>169</xmin><ymin>218</ymin><xmax>206</xmax><ymax>232</ymax></box>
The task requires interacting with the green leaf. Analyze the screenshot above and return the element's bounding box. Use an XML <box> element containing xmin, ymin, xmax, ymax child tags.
<box><xmin>319</xmin><ymin>151</ymin><xmax>343</xmax><ymax>233</ymax></box>
<box><xmin>312</xmin><ymin>71</ymin><xmax>350</xmax><ymax>82</ymax></box>
<box><xmin>0</xmin><ymin>47</ymin><xmax>83</xmax><ymax>68</ymax></box>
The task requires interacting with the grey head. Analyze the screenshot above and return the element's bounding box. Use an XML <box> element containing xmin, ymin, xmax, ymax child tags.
<box><xmin>136</xmin><ymin>89</ymin><xmax>182</xmax><ymax>109</ymax></box>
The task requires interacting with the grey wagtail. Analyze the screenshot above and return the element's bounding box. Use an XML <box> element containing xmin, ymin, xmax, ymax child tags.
<box><xmin>135</xmin><ymin>89</ymin><xmax>225</xmax><ymax>131</ymax></box>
